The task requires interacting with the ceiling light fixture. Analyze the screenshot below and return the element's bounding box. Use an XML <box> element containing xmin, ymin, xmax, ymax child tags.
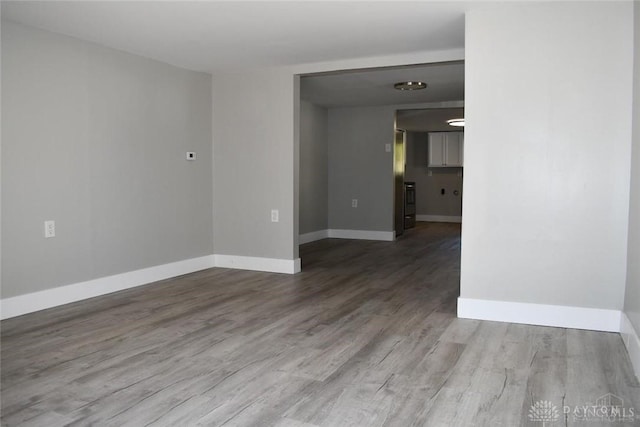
<box><xmin>446</xmin><ymin>118</ymin><xmax>465</xmax><ymax>127</ymax></box>
<box><xmin>394</xmin><ymin>81</ymin><xmax>427</xmax><ymax>91</ymax></box>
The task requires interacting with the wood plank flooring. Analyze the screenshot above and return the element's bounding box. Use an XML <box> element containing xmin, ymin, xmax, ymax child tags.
<box><xmin>2</xmin><ymin>222</ymin><xmax>639</xmax><ymax>426</ymax></box>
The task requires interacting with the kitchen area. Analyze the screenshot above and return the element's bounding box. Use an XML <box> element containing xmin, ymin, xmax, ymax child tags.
<box><xmin>397</xmin><ymin>107</ymin><xmax>464</xmax><ymax>236</ymax></box>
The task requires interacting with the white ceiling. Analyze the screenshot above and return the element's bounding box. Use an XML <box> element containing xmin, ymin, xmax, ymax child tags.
<box><xmin>301</xmin><ymin>61</ymin><xmax>464</xmax><ymax>107</ymax></box>
<box><xmin>396</xmin><ymin>107</ymin><xmax>465</xmax><ymax>132</ymax></box>
<box><xmin>1</xmin><ymin>1</ymin><xmax>468</xmax><ymax>73</ymax></box>
<box><xmin>2</xmin><ymin>1</ymin><xmax>469</xmax><ymax>108</ymax></box>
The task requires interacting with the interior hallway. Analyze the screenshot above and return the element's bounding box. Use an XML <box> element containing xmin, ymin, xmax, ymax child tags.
<box><xmin>1</xmin><ymin>223</ymin><xmax>638</xmax><ymax>426</ymax></box>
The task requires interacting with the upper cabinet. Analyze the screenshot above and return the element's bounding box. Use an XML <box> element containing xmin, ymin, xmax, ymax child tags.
<box><xmin>428</xmin><ymin>132</ymin><xmax>464</xmax><ymax>167</ymax></box>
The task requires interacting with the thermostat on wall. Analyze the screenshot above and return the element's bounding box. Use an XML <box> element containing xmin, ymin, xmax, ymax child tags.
<box><xmin>186</xmin><ymin>152</ymin><xmax>196</xmax><ymax>161</ymax></box>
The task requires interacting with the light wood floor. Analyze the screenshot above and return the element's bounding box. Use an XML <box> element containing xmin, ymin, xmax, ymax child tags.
<box><xmin>2</xmin><ymin>223</ymin><xmax>639</xmax><ymax>426</ymax></box>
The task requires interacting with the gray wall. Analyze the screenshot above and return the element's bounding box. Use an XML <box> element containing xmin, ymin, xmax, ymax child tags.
<box><xmin>624</xmin><ymin>1</ymin><xmax>640</xmax><ymax>336</ymax></box>
<box><xmin>404</xmin><ymin>131</ymin><xmax>463</xmax><ymax>218</ymax></box>
<box><xmin>299</xmin><ymin>101</ymin><xmax>328</xmax><ymax>235</ymax></box>
<box><xmin>325</xmin><ymin>102</ymin><xmax>464</xmax><ymax>233</ymax></box>
<box><xmin>327</xmin><ymin>106</ymin><xmax>394</xmax><ymax>232</ymax></box>
<box><xmin>211</xmin><ymin>69</ymin><xmax>298</xmax><ymax>260</ymax></box>
<box><xmin>1</xmin><ymin>21</ymin><xmax>213</xmax><ymax>298</ymax></box>
<box><xmin>461</xmin><ymin>2</ymin><xmax>633</xmax><ymax>310</ymax></box>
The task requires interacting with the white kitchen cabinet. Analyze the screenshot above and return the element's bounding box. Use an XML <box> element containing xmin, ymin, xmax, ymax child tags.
<box><xmin>428</xmin><ymin>132</ymin><xmax>464</xmax><ymax>167</ymax></box>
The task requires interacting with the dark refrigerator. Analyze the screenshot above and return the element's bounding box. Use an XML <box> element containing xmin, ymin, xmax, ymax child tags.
<box><xmin>404</xmin><ymin>182</ymin><xmax>416</xmax><ymax>229</ymax></box>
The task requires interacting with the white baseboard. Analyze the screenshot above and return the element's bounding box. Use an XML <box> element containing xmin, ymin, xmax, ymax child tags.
<box><xmin>620</xmin><ymin>313</ymin><xmax>640</xmax><ymax>381</ymax></box>
<box><xmin>457</xmin><ymin>297</ymin><xmax>622</xmax><ymax>332</ymax></box>
<box><xmin>214</xmin><ymin>254</ymin><xmax>301</xmax><ymax>274</ymax></box>
<box><xmin>417</xmin><ymin>215</ymin><xmax>462</xmax><ymax>223</ymax></box>
<box><xmin>328</xmin><ymin>229</ymin><xmax>395</xmax><ymax>241</ymax></box>
<box><xmin>1</xmin><ymin>254</ymin><xmax>302</xmax><ymax>320</ymax></box>
<box><xmin>299</xmin><ymin>229</ymin><xmax>329</xmax><ymax>244</ymax></box>
<box><xmin>1</xmin><ymin>255</ymin><xmax>216</xmax><ymax>320</ymax></box>
<box><xmin>299</xmin><ymin>229</ymin><xmax>395</xmax><ymax>243</ymax></box>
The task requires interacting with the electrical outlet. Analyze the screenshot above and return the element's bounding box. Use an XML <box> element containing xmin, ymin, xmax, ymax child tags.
<box><xmin>186</xmin><ymin>152</ymin><xmax>196</xmax><ymax>161</ymax></box>
<box><xmin>44</xmin><ymin>220</ymin><xmax>55</xmax><ymax>238</ymax></box>
<box><xmin>351</xmin><ymin>199</ymin><xmax>358</xmax><ymax>208</ymax></box>
<box><xmin>271</xmin><ymin>209</ymin><xmax>279</xmax><ymax>222</ymax></box>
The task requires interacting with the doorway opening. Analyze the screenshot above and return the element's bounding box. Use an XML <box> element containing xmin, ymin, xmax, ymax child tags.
<box><xmin>297</xmin><ymin>61</ymin><xmax>464</xmax><ymax>263</ymax></box>
<box><xmin>395</xmin><ymin>107</ymin><xmax>464</xmax><ymax>233</ymax></box>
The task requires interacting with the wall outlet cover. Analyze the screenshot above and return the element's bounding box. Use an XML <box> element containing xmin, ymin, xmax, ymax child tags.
<box><xmin>44</xmin><ymin>220</ymin><xmax>55</xmax><ymax>238</ymax></box>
